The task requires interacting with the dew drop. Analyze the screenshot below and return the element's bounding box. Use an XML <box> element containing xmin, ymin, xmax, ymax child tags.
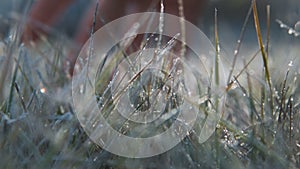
<box><xmin>234</xmin><ymin>50</ymin><xmax>238</xmax><ymax>55</ymax></box>
<box><xmin>279</xmin><ymin>24</ymin><xmax>285</xmax><ymax>28</ymax></box>
<box><xmin>217</xmin><ymin>45</ymin><xmax>220</xmax><ymax>52</ymax></box>
<box><xmin>40</xmin><ymin>87</ymin><xmax>47</xmax><ymax>94</ymax></box>
<box><xmin>93</xmin><ymin>157</ymin><xmax>98</xmax><ymax>162</ymax></box>
<box><xmin>98</xmin><ymin>97</ymin><xmax>103</xmax><ymax>103</ymax></box>
<box><xmin>79</xmin><ymin>85</ymin><xmax>84</xmax><ymax>94</ymax></box>
<box><xmin>288</xmin><ymin>60</ymin><xmax>293</xmax><ymax>67</ymax></box>
<box><xmin>229</xmin><ymin>81</ymin><xmax>238</xmax><ymax>90</ymax></box>
<box><xmin>288</xmin><ymin>29</ymin><xmax>294</xmax><ymax>35</ymax></box>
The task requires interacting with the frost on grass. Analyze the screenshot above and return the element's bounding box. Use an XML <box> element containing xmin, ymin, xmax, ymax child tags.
<box><xmin>0</xmin><ymin>2</ymin><xmax>300</xmax><ymax>169</ymax></box>
<box><xmin>276</xmin><ymin>19</ymin><xmax>300</xmax><ymax>37</ymax></box>
<box><xmin>72</xmin><ymin>12</ymin><xmax>226</xmax><ymax>158</ymax></box>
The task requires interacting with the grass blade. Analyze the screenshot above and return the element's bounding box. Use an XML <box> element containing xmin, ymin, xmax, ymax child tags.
<box><xmin>252</xmin><ymin>0</ymin><xmax>274</xmax><ymax>114</ymax></box>
<box><xmin>227</xmin><ymin>3</ymin><xmax>253</xmax><ymax>85</ymax></box>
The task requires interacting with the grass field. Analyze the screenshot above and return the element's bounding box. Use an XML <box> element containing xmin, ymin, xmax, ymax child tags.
<box><xmin>0</xmin><ymin>0</ymin><xmax>299</xmax><ymax>168</ymax></box>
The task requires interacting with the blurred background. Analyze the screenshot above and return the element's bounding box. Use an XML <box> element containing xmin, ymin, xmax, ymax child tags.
<box><xmin>0</xmin><ymin>0</ymin><xmax>299</xmax><ymax>58</ymax></box>
<box><xmin>0</xmin><ymin>1</ymin><xmax>298</xmax><ymax>40</ymax></box>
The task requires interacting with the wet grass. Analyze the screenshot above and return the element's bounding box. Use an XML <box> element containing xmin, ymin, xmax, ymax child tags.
<box><xmin>0</xmin><ymin>0</ymin><xmax>300</xmax><ymax>168</ymax></box>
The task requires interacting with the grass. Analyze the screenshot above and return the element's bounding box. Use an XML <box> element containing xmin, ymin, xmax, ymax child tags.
<box><xmin>0</xmin><ymin>0</ymin><xmax>300</xmax><ymax>168</ymax></box>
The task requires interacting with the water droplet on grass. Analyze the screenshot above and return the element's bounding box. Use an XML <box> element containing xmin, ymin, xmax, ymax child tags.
<box><xmin>288</xmin><ymin>61</ymin><xmax>294</xmax><ymax>67</ymax></box>
<box><xmin>279</xmin><ymin>23</ymin><xmax>285</xmax><ymax>28</ymax></box>
<box><xmin>40</xmin><ymin>87</ymin><xmax>47</xmax><ymax>93</ymax></box>
<box><xmin>234</xmin><ymin>50</ymin><xmax>238</xmax><ymax>55</ymax></box>
<box><xmin>93</xmin><ymin>157</ymin><xmax>98</xmax><ymax>162</ymax></box>
<box><xmin>79</xmin><ymin>84</ymin><xmax>84</xmax><ymax>94</ymax></box>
